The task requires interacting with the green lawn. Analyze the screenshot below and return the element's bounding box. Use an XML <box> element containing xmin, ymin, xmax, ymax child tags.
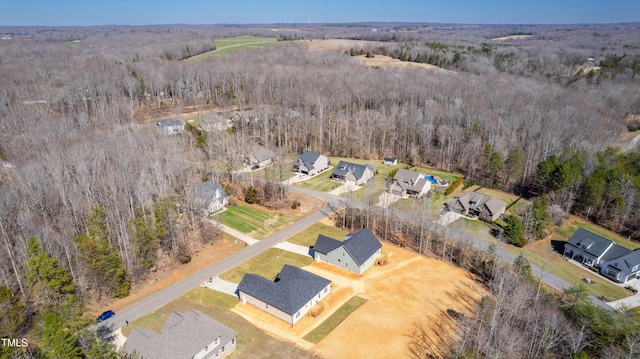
<box><xmin>294</xmin><ymin>172</ymin><xmax>343</xmax><ymax>192</ymax></box>
<box><xmin>220</xmin><ymin>205</ymin><xmax>289</xmax><ymax>239</ymax></box>
<box><xmin>303</xmin><ymin>296</ymin><xmax>368</xmax><ymax>344</ymax></box>
<box><xmin>121</xmin><ymin>287</ymin><xmax>317</xmax><ymax>358</ymax></box>
<box><xmin>287</xmin><ymin>223</ymin><xmax>349</xmax><ymax>247</ymax></box>
<box><xmin>556</xmin><ymin>219</ymin><xmax>640</xmax><ymax>250</ymax></box>
<box><xmin>189</xmin><ymin>36</ymin><xmax>280</xmax><ymax>60</ymax></box>
<box><xmin>220</xmin><ymin>248</ymin><xmax>313</xmax><ymax>283</ymax></box>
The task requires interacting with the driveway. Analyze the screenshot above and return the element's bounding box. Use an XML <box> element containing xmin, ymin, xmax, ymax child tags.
<box><xmin>329</xmin><ymin>183</ymin><xmax>361</xmax><ymax>195</ymax></box>
<box><xmin>202</xmin><ymin>276</ymin><xmax>238</xmax><ymax>296</ymax></box>
<box><xmin>376</xmin><ymin>192</ymin><xmax>401</xmax><ymax>208</ymax></box>
<box><xmin>437</xmin><ymin>211</ymin><xmax>463</xmax><ymax>226</ymax></box>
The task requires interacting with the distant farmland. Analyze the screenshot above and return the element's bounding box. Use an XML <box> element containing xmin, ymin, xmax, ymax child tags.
<box><xmin>188</xmin><ymin>36</ymin><xmax>279</xmax><ymax>60</ymax></box>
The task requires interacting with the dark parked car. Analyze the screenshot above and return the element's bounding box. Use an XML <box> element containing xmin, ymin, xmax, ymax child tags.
<box><xmin>251</xmin><ymin>164</ymin><xmax>260</xmax><ymax>170</ymax></box>
<box><xmin>97</xmin><ymin>310</ymin><xmax>115</xmax><ymax>322</ymax></box>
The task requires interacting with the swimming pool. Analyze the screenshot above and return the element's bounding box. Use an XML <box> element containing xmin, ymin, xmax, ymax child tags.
<box><xmin>424</xmin><ymin>175</ymin><xmax>438</xmax><ymax>184</ymax></box>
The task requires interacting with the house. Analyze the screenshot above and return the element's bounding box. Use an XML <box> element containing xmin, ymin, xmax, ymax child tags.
<box><xmin>246</xmin><ymin>145</ymin><xmax>274</xmax><ymax>169</ymax></box>
<box><xmin>447</xmin><ymin>191</ymin><xmax>506</xmax><ymax>222</ymax></box>
<box><xmin>237</xmin><ymin>265</ymin><xmax>331</xmax><ymax>326</ymax></box>
<box><xmin>600</xmin><ymin>250</ymin><xmax>640</xmax><ymax>283</ymax></box>
<box><xmin>386</xmin><ymin>168</ymin><xmax>431</xmax><ymax>198</ymax></box>
<box><xmin>124</xmin><ymin>309</ymin><xmax>237</xmax><ymax>359</ymax></box>
<box><xmin>199</xmin><ymin>113</ymin><xmax>232</xmax><ymax>133</ymax></box>
<box><xmin>292</xmin><ymin>151</ymin><xmax>329</xmax><ymax>176</ymax></box>
<box><xmin>191</xmin><ymin>181</ymin><xmax>228</xmax><ymax>215</ymax></box>
<box><xmin>157</xmin><ymin>119</ymin><xmax>185</xmax><ymax>135</ymax></box>
<box><xmin>313</xmin><ymin>228</ymin><xmax>382</xmax><ymax>275</ymax></box>
<box><xmin>330</xmin><ymin>161</ymin><xmax>374</xmax><ymax>185</ymax></box>
<box><xmin>563</xmin><ymin>228</ymin><xmax>630</xmax><ymax>268</ymax></box>
<box><xmin>383</xmin><ymin>157</ymin><xmax>398</xmax><ymax>166</ymax></box>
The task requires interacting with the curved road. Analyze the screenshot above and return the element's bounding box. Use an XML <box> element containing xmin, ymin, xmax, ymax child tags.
<box><xmin>100</xmin><ymin>180</ymin><xmax>610</xmax><ymax>330</ymax></box>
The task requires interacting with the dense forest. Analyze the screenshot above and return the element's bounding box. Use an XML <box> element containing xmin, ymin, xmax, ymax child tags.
<box><xmin>1</xmin><ymin>23</ymin><xmax>640</xmax><ymax>358</ymax></box>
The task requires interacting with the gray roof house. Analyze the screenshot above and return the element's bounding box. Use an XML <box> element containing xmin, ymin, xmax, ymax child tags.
<box><xmin>313</xmin><ymin>228</ymin><xmax>382</xmax><ymax>275</ymax></box>
<box><xmin>156</xmin><ymin>119</ymin><xmax>185</xmax><ymax>135</ymax></box>
<box><xmin>246</xmin><ymin>145</ymin><xmax>274</xmax><ymax>168</ymax></box>
<box><xmin>600</xmin><ymin>249</ymin><xmax>640</xmax><ymax>283</ymax></box>
<box><xmin>447</xmin><ymin>191</ymin><xmax>506</xmax><ymax>222</ymax></box>
<box><xmin>386</xmin><ymin>168</ymin><xmax>431</xmax><ymax>198</ymax></box>
<box><xmin>237</xmin><ymin>265</ymin><xmax>331</xmax><ymax>326</ymax></box>
<box><xmin>191</xmin><ymin>181</ymin><xmax>228</xmax><ymax>215</ymax></box>
<box><xmin>292</xmin><ymin>151</ymin><xmax>329</xmax><ymax>176</ymax></box>
<box><xmin>124</xmin><ymin>309</ymin><xmax>237</xmax><ymax>359</ymax></box>
<box><xmin>330</xmin><ymin>161</ymin><xmax>374</xmax><ymax>185</ymax></box>
<box><xmin>563</xmin><ymin>228</ymin><xmax>631</xmax><ymax>268</ymax></box>
<box><xmin>199</xmin><ymin>113</ymin><xmax>232</xmax><ymax>133</ymax></box>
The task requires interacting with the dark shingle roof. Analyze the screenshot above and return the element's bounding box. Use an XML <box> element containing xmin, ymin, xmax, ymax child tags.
<box><xmin>332</xmin><ymin>161</ymin><xmax>372</xmax><ymax>181</ymax></box>
<box><xmin>343</xmin><ymin>228</ymin><xmax>382</xmax><ymax>266</ymax></box>
<box><xmin>313</xmin><ymin>234</ymin><xmax>343</xmax><ymax>255</ymax></box>
<box><xmin>237</xmin><ymin>265</ymin><xmax>331</xmax><ymax>316</ymax></box>
<box><xmin>607</xmin><ymin>249</ymin><xmax>640</xmax><ymax>272</ymax></box>
<box><xmin>248</xmin><ymin>145</ymin><xmax>274</xmax><ymax>163</ymax></box>
<box><xmin>567</xmin><ymin>228</ymin><xmax>628</xmax><ymax>259</ymax></box>
<box><xmin>124</xmin><ymin>309</ymin><xmax>236</xmax><ymax>359</ymax></box>
<box><xmin>383</xmin><ymin>157</ymin><xmax>397</xmax><ymax>162</ymax></box>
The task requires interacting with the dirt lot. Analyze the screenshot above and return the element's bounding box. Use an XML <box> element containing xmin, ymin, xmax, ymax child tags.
<box><xmin>306</xmin><ymin>39</ymin><xmax>385</xmax><ymax>52</ymax></box>
<box><xmin>232</xmin><ymin>242</ymin><xmax>485</xmax><ymax>359</ymax></box>
<box><xmin>491</xmin><ymin>35</ymin><xmax>533</xmax><ymax>41</ymax></box>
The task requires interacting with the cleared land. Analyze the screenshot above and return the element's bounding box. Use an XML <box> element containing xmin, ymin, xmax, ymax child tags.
<box><xmin>188</xmin><ymin>36</ymin><xmax>279</xmax><ymax>61</ymax></box>
<box><xmin>303</xmin><ymin>295</ymin><xmax>368</xmax><ymax>344</ymax></box>
<box><xmin>355</xmin><ymin>54</ymin><xmax>456</xmax><ymax>75</ymax></box>
<box><xmin>492</xmin><ymin>35</ymin><xmax>533</xmax><ymax>41</ymax></box>
<box><xmin>219</xmin><ymin>248</ymin><xmax>313</xmax><ymax>283</ymax></box>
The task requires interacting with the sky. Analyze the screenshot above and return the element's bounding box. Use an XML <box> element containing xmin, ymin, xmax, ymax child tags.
<box><xmin>1</xmin><ymin>0</ymin><xmax>639</xmax><ymax>26</ymax></box>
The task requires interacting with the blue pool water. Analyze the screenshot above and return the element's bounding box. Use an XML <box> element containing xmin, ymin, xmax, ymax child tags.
<box><xmin>424</xmin><ymin>175</ymin><xmax>438</xmax><ymax>184</ymax></box>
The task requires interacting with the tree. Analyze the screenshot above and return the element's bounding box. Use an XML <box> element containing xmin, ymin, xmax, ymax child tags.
<box><xmin>513</xmin><ymin>252</ymin><xmax>532</xmax><ymax>277</ymax></box>
<box><xmin>245</xmin><ymin>186</ymin><xmax>258</xmax><ymax>204</ymax></box>
<box><xmin>27</xmin><ymin>237</ymin><xmax>76</xmax><ymax>306</ymax></box>
<box><xmin>41</xmin><ymin>313</ymin><xmax>82</xmax><ymax>359</ymax></box>
<box><xmin>531</xmin><ymin>197</ymin><xmax>551</xmax><ymax>240</ymax></box>
<box><xmin>0</xmin><ymin>285</ymin><xmax>24</xmax><ymax>337</ymax></box>
<box><xmin>504</xmin><ymin>215</ymin><xmax>526</xmax><ymax>247</ymax></box>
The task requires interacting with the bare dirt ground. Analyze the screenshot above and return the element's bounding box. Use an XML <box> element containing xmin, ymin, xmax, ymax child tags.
<box><xmin>232</xmin><ymin>242</ymin><xmax>485</xmax><ymax>359</ymax></box>
<box><xmin>305</xmin><ymin>39</ymin><xmax>385</xmax><ymax>52</ymax></box>
<box><xmin>90</xmin><ymin>236</ymin><xmax>246</xmax><ymax>314</ymax></box>
<box><xmin>491</xmin><ymin>35</ymin><xmax>533</xmax><ymax>41</ymax></box>
<box><xmin>354</xmin><ymin>54</ymin><xmax>457</xmax><ymax>75</ymax></box>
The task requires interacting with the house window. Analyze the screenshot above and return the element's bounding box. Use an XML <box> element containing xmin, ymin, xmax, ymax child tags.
<box><xmin>266</xmin><ymin>303</ymin><xmax>269</xmax><ymax>309</ymax></box>
<box><xmin>221</xmin><ymin>346</ymin><xmax>225</xmax><ymax>352</ymax></box>
<box><xmin>296</xmin><ymin>311</ymin><xmax>301</xmax><ymax>318</ymax></box>
<box><xmin>232</xmin><ymin>338</ymin><xmax>236</xmax><ymax>345</ymax></box>
<box><xmin>324</xmin><ymin>287</ymin><xmax>328</xmax><ymax>293</ymax></box>
<box><xmin>338</xmin><ymin>259</ymin><xmax>341</xmax><ymax>263</ymax></box>
<box><xmin>342</xmin><ymin>252</ymin><xmax>345</xmax><ymax>256</ymax></box>
<box><xmin>205</xmin><ymin>345</ymin><xmax>209</xmax><ymax>351</ymax></box>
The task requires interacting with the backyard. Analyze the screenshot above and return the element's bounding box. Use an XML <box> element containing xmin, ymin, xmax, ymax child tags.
<box><xmin>220</xmin><ymin>205</ymin><xmax>289</xmax><ymax>238</ymax></box>
<box><xmin>287</xmin><ymin>222</ymin><xmax>349</xmax><ymax>247</ymax></box>
<box><xmin>219</xmin><ymin>248</ymin><xmax>313</xmax><ymax>283</ymax></box>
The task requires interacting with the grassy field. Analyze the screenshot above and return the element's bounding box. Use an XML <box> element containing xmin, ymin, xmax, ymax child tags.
<box><xmin>303</xmin><ymin>296</ymin><xmax>368</xmax><ymax>344</ymax></box>
<box><xmin>220</xmin><ymin>205</ymin><xmax>289</xmax><ymax>239</ymax></box>
<box><xmin>287</xmin><ymin>222</ymin><xmax>349</xmax><ymax>247</ymax></box>
<box><xmin>219</xmin><ymin>248</ymin><xmax>313</xmax><ymax>283</ymax></box>
<box><xmin>473</xmin><ymin>185</ymin><xmax>531</xmax><ymax>215</ymax></box>
<box><xmin>121</xmin><ymin>287</ymin><xmax>317</xmax><ymax>358</ymax></box>
<box><xmin>189</xmin><ymin>36</ymin><xmax>279</xmax><ymax>60</ymax></box>
<box><xmin>294</xmin><ymin>172</ymin><xmax>343</xmax><ymax>192</ymax></box>
<box><xmin>555</xmin><ymin>217</ymin><xmax>639</xmax><ymax>250</ymax></box>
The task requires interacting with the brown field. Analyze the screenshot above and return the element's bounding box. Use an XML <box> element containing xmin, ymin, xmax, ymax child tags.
<box><xmin>354</xmin><ymin>54</ymin><xmax>456</xmax><ymax>75</ymax></box>
<box><xmin>305</xmin><ymin>39</ymin><xmax>385</xmax><ymax>52</ymax></box>
<box><xmin>232</xmin><ymin>242</ymin><xmax>485</xmax><ymax>359</ymax></box>
<box><xmin>492</xmin><ymin>35</ymin><xmax>533</xmax><ymax>41</ymax></box>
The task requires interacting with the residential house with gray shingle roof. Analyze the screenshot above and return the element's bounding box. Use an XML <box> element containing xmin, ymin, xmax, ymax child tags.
<box><xmin>386</xmin><ymin>168</ymin><xmax>431</xmax><ymax>198</ymax></box>
<box><xmin>564</xmin><ymin>228</ymin><xmax>631</xmax><ymax>268</ymax></box>
<box><xmin>190</xmin><ymin>181</ymin><xmax>228</xmax><ymax>216</ymax></box>
<box><xmin>237</xmin><ymin>265</ymin><xmax>331</xmax><ymax>326</ymax></box>
<box><xmin>156</xmin><ymin>119</ymin><xmax>185</xmax><ymax>135</ymax></box>
<box><xmin>245</xmin><ymin>145</ymin><xmax>274</xmax><ymax>169</ymax></box>
<box><xmin>447</xmin><ymin>191</ymin><xmax>506</xmax><ymax>222</ymax></box>
<box><xmin>292</xmin><ymin>151</ymin><xmax>329</xmax><ymax>176</ymax></box>
<box><xmin>600</xmin><ymin>249</ymin><xmax>640</xmax><ymax>283</ymax></box>
<box><xmin>330</xmin><ymin>161</ymin><xmax>374</xmax><ymax>185</ymax></box>
<box><xmin>124</xmin><ymin>309</ymin><xmax>236</xmax><ymax>359</ymax></box>
<box><xmin>313</xmin><ymin>228</ymin><xmax>382</xmax><ymax>275</ymax></box>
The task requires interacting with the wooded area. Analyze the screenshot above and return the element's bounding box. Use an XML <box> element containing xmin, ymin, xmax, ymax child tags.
<box><xmin>0</xmin><ymin>23</ymin><xmax>639</xmax><ymax>358</ymax></box>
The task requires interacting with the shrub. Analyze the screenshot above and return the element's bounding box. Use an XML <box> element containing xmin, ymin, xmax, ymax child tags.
<box><xmin>445</xmin><ymin>176</ymin><xmax>464</xmax><ymax>195</ymax></box>
<box><xmin>291</xmin><ymin>200</ymin><xmax>301</xmax><ymax>209</ymax></box>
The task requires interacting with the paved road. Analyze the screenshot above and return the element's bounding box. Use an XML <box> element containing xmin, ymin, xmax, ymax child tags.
<box><xmin>100</xmin><ymin>181</ymin><xmax>612</xmax><ymax>331</ymax></box>
<box><xmin>99</xmin><ymin>199</ymin><xmax>343</xmax><ymax>330</ymax></box>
